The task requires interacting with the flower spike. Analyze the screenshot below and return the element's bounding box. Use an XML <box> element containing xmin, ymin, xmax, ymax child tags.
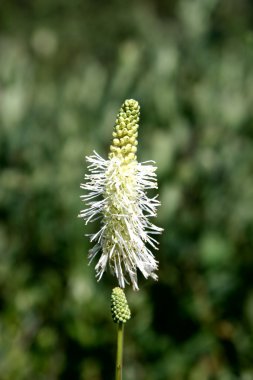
<box><xmin>111</xmin><ymin>287</ymin><xmax>131</xmax><ymax>324</ymax></box>
<box><xmin>79</xmin><ymin>99</ymin><xmax>163</xmax><ymax>290</ymax></box>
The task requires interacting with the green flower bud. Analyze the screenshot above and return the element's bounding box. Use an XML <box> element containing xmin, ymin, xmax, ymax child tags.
<box><xmin>109</xmin><ymin>99</ymin><xmax>140</xmax><ymax>162</ymax></box>
<box><xmin>111</xmin><ymin>287</ymin><xmax>131</xmax><ymax>324</ymax></box>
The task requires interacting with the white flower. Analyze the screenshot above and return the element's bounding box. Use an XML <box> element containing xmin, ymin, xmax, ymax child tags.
<box><xmin>79</xmin><ymin>99</ymin><xmax>162</xmax><ymax>290</ymax></box>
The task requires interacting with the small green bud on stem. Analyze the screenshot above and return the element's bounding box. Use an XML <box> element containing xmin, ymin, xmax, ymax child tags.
<box><xmin>111</xmin><ymin>287</ymin><xmax>131</xmax><ymax>323</ymax></box>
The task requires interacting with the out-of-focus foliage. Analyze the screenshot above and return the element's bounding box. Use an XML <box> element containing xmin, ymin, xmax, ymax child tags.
<box><xmin>1</xmin><ymin>0</ymin><xmax>253</xmax><ymax>379</ymax></box>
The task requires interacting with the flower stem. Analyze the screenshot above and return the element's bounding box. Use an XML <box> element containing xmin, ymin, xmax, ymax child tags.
<box><xmin>115</xmin><ymin>322</ymin><xmax>124</xmax><ymax>380</ymax></box>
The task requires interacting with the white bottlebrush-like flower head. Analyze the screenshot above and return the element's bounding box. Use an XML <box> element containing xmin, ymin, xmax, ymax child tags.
<box><xmin>79</xmin><ymin>99</ymin><xmax>162</xmax><ymax>290</ymax></box>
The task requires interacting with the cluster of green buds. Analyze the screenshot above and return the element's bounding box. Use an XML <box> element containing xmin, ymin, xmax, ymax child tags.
<box><xmin>111</xmin><ymin>287</ymin><xmax>131</xmax><ymax>324</ymax></box>
<box><xmin>109</xmin><ymin>99</ymin><xmax>140</xmax><ymax>164</ymax></box>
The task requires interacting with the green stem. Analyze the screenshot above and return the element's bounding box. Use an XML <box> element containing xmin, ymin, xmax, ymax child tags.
<box><xmin>115</xmin><ymin>322</ymin><xmax>124</xmax><ymax>380</ymax></box>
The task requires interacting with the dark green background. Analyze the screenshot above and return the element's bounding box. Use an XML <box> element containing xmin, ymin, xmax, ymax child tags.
<box><xmin>1</xmin><ymin>0</ymin><xmax>253</xmax><ymax>379</ymax></box>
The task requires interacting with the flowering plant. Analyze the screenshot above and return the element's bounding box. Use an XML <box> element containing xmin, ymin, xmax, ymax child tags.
<box><xmin>79</xmin><ymin>99</ymin><xmax>162</xmax><ymax>379</ymax></box>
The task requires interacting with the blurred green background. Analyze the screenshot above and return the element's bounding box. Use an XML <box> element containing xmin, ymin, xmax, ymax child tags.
<box><xmin>1</xmin><ymin>0</ymin><xmax>253</xmax><ymax>379</ymax></box>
